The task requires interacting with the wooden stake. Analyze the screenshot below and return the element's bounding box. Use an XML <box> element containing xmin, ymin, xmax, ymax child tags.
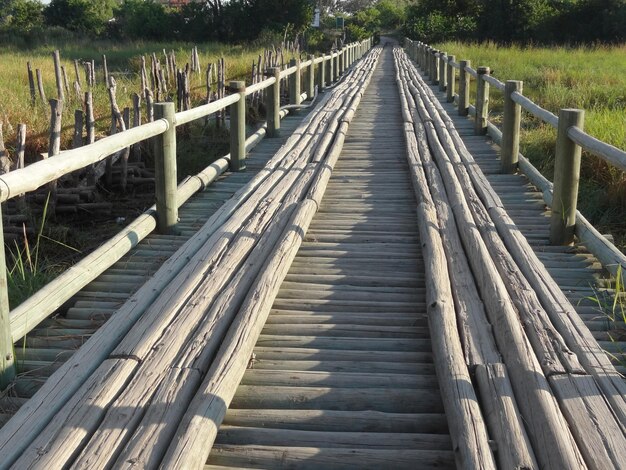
<box><xmin>36</xmin><ymin>68</ymin><xmax>46</xmax><ymax>103</ymax></box>
<box><xmin>102</xmin><ymin>54</ymin><xmax>109</xmax><ymax>86</ymax></box>
<box><xmin>27</xmin><ymin>62</ymin><xmax>36</xmax><ymax>105</ymax></box>
<box><xmin>52</xmin><ymin>50</ymin><xmax>64</xmax><ymax>102</ymax></box>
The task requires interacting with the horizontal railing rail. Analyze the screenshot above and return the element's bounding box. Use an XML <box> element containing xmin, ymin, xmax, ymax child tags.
<box><xmin>404</xmin><ymin>38</ymin><xmax>626</xmax><ymax>278</ymax></box>
<box><xmin>0</xmin><ymin>38</ymin><xmax>375</xmax><ymax>387</ymax></box>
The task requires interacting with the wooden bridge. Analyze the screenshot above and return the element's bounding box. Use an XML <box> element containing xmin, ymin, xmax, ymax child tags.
<box><xmin>0</xmin><ymin>38</ymin><xmax>625</xmax><ymax>469</ymax></box>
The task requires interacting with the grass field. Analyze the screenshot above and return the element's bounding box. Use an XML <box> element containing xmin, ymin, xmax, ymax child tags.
<box><xmin>0</xmin><ymin>38</ymin><xmax>277</xmax><ymax>163</ymax></box>
<box><xmin>434</xmin><ymin>41</ymin><xmax>626</xmax><ymax>250</ymax></box>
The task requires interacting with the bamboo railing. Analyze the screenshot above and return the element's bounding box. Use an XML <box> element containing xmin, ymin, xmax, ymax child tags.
<box><xmin>405</xmin><ymin>38</ymin><xmax>626</xmax><ymax>277</ymax></box>
<box><xmin>0</xmin><ymin>38</ymin><xmax>374</xmax><ymax>387</ymax></box>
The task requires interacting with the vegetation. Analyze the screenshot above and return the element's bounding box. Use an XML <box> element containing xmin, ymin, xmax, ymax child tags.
<box><xmin>0</xmin><ymin>38</ymin><xmax>278</xmax><ymax>159</ymax></box>
<box><xmin>405</xmin><ymin>0</ymin><xmax>626</xmax><ymax>44</ymax></box>
<box><xmin>435</xmin><ymin>41</ymin><xmax>626</xmax><ymax>250</ymax></box>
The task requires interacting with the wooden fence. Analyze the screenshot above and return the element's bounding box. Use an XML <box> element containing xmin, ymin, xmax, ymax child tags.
<box><xmin>0</xmin><ymin>38</ymin><xmax>374</xmax><ymax>387</ymax></box>
<box><xmin>405</xmin><ymin>38</ymin><xmax>626</xmax><ymax>277</ymax></box>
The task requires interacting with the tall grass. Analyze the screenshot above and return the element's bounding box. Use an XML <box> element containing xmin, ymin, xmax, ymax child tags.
<box><xmin>6</xmin><ymin>195</ymin><xmax>80</xmax><ymax>309</ymax></box>
<box><xmin>0</xmin><ymin>38</ymin><xmax>277</xmax><ymax>161</ymax></box>
<box><xmin>435</xmin><ymin>41</ymin><xmax>626</xmax><ymax>250</ymax></box>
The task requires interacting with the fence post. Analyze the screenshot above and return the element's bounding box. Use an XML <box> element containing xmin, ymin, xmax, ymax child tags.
<box><xmin>307</xmin><ymin>54</ymin><xmax>315</xmax><ymax>99</ymax></box>
<box><xmin>267</xmin><ymin>68</ymin><xmax>281</xmax><ymax>138</ymax></box>
<box><xmin>501</xmin><ymin>80</ymin><xmax>523</xmax><ymax>173</ymax></box>
<box><xmin>229</xmin><ymin>80</ymin><xmax>246</xmax><ymax>172</ymax></box>
<box><xmin>431</xmin><ymin>49</ymin><xmax>439</xmax><ymax>85</ymax></box>
<box><xmin>475</xmin><ymin>66</ymin><xmax>490</xmax><ymax>135</ymax></box>
<box><xmin>334</xmin><ymin>51</ymin><xmax>340</xmax><ymax>81</ymax></box>
<box><xmin>328</xmin><ymin>53</ymin><xmax>334</xmax><ymax>85</ymax></box>
<box><xmin>0</xmin><ymin>209</ymin><xmax>14</xmax><ymax>389</ymax></box>
<box><xmin>550</xmin><ymin>109</ymin><xmax>585</xmax><ymax>245</ymax></box>
<box><xmin>458</xmin><ymin>60</ymin><xmax>471</xmax><ymax>116</ymax></box>
<box><xmin>319</xmin><ymin>56</ymin><xmax>326</xmax><ymax>90</ymax></box>
<box><xmin>446</xmin><ymin>55</ymin><xmax>456</xmax><ymax>103</ymax></box>
<box><xmin>438</xmin><ymin>52</ymin><xmax>447</xmax><ymax>92</ymax></box>
<box><xmin>289</xmin><ymin>59</ymin><xmax>301</xmax><ymax>106</ymax></box>
<box><xmin>153</xmin><ymin>102</ymin><xmax>178</xmax><ymax>234</ymax></box>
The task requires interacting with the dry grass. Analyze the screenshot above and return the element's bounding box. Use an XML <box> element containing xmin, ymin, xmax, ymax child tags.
<box><xmin>0</xmin><ymin>39</ymin><xmax>281</xmax><ymax>161</ymax></box>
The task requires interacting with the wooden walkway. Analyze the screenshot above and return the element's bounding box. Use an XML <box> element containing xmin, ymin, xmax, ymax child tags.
<box><xmin>207</xmin><ymin>48</ymin><xmax>453</xmax><ymax>469</ymax></box>
<box><xmin>1</xmin><ymin>111</ymin><xmax>310</xmax><ymax>416</ymax></box>
<box><xmin>0</xmin><ymin>42</ymin><xmax>624</xmax><ymax>469</ymax></box>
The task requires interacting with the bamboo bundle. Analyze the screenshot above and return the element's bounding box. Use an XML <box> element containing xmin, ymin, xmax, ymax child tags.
<box><xmin>394</xmin><ymin>51</ymin><xmax>535</xmax><ymax>470</ymax></box>
<box><xmin>395</xmin><ymin>47</ymin><xmax>626</xmax><ymax>469</ymax></box>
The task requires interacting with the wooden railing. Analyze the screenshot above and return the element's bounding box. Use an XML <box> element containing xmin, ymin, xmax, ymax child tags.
<box><xmin>0</xmin><ymin>38</ymin><xmax>374</xmax><ymax>386</ymax></box>
<box><xmin>405</xmin><ymin>38</ymin><xmax>626</xmax><ymax>276</ymax></box>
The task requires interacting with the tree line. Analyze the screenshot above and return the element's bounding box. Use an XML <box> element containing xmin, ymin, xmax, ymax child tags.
<box><xmin>0</xmin><ymin>0</ymin><xmax>313</xmax><ymax>43</ymax></box>
<box><xmin>1</xmin><ymin>0</ymin><xmax>624</xmax><ymax>45</ymax></box>
<box><xmin>404</xmin><ymin>0</ymin><xmax>625</xmax><ymax>44</ymax></box>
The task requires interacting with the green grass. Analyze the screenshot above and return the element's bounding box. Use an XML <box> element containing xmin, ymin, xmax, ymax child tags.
<box><xmin>434</xmin><ymin>41</ymin><xmax>626</xmax><ymax>251</ymax></box>
<box><xmin>6</xmin><ymin>195</ymin><xmax>80</xmax><ymax>309</ymax></box>
<box><xmin>0</xmin><ymin>37</ymin><xmax>284</xmax><ymax>163</ymax></box>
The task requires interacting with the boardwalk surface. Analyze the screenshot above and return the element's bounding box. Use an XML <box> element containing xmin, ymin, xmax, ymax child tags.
<box><xmin>207</xmin><ymin>46</ymin><xmax>454</xmax><ymax>469</ymax></box>
<box><xmin>0</xmin><ymin>42</ymin><xmax>624</xmax><ymax>470</ymax></box>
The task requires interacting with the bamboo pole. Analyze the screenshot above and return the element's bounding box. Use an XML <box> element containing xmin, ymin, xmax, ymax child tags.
<box><xmin>153</xmin><ymin>102</ymin><xmax>178</xmax><ymax>234</ymax></box>
<box><xmin>550</xmin><ymin>109</ymin><xmax>584</xmax><ymax>245</ymax></box>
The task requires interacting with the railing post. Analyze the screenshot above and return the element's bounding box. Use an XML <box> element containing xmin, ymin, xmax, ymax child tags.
<box><xmin>153</xmin><ymin>102</ymin><xmax>178</xmax><ymax>234</ymax></box>
<box><xmin>289</xmin><ymin>58</ymin><xmax>301</xmax><ymax>106</ymax></box>
<box><xmin>328</xmin><ymin>53</ymin><xmax>334</xmax><ymax>84</ymax></box>
<box><xmin>438</xmin><ymin>52</ymin><xmax>447</xmax><ymax>92</ymax></box>
<box><xmin>501</xmin><ymin>80</ymin><xmax>523</xmax><ymax>173</ymax></box>
<box><xmin>334</xmin><ymin>51</ymin><xmax>340</xmax><ymax>81</ymax></box>
<box><xmin>550</xmin><ymin>109</ymin><xmax>585</xmax><ymax>245</ymax></box>
<box><xmin>229</xmin><ymin>80</ymin><xmax>247</xmax><ymax>172</ymax></box>
<box><xmin>0</xmin><ymin>207</ymin><xmax>15</xmax><ymax>389</ymax></box>
<box><xmin>458</xmin><ymin>59</ymin><xmax>471</xmax><ymax>116</ymax></box>
<box><xmin>319</xmin><ymin>56</ymin><xmax>326</xmax><ymax>90</ymax></box>
<box><xmin>431</xmin><ymin>49</ymin><xmax>439</xmax><ymax>85</ymax></box>
<box><xmin>446</xmin><ymin>55</ymin><xmax>456</xmax><ymax>103</ymax></box>
<box><xmin>475</xmin><ymin>66</ymin><xmax>490</xmax><ymax>135</ymax></box>
<box><xmin>307</xmin><ymin>54</ymin><xmax>315</xmax><ymax>99</ymax></box>
<box><xmin>267</xmin><ymin>68</ymin><xmax>281</xmax><ymax>137</ymax></box>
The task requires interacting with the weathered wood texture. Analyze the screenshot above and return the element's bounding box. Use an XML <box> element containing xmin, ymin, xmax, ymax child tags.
<box><xmin>400</xmin><ymin>43</ymin><xmax>626</xmax><ymax>470</ymax></box>
<box><xmin>198</xmin><ymin>44</ymin><xmax>455</xmax><ymax>470</ymax></box>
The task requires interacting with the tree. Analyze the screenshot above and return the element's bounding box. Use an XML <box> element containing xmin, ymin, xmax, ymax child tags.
<box><xmin>0</xmin><ymin>0</ymin><xmax>44</xmax><ymax>31</ymax></box>
<box><xmin>113</xmin><ymin>0</ymin><xmax>170</xmax><ymax>40</ymax></box>
<box><xmin>45</xmin><ymin>0</ymin><xmax>117</xmax><ymax>34</ymax></box>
